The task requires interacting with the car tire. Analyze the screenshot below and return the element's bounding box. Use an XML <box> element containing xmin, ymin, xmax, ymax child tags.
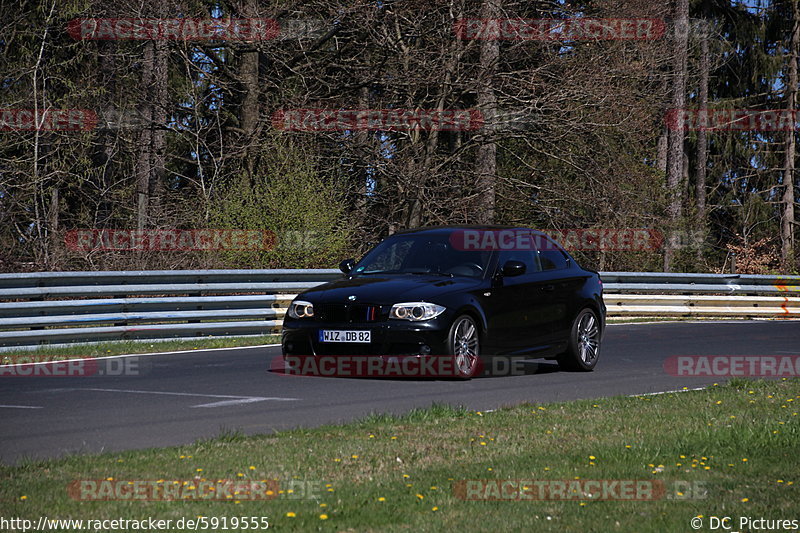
<box><xmin>447</xmin><ymin>314</ymin><xmax>481</xmax><ymax>379</ymax></box>
<box><xmin>557</xmin><ymin>308</ymin><xmax>601</xmax><ymax>372</ymax></box>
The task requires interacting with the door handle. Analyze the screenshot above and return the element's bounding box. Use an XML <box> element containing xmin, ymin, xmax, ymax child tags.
<box><xmin>541</xmin><ymin>284</ymin><xmax>555</xmax><ymax>292</ymax></box>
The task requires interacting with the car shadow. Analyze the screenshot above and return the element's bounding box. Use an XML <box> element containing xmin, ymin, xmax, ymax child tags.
<box><xmin>268</xmin><ymin>354</ymin><xmax>563</xmax><ymax>381</ymax></box>
<box><xmin>476</xmin><ymin>358</ymin><xmax>561</xmax><ymax>378</ymax></box>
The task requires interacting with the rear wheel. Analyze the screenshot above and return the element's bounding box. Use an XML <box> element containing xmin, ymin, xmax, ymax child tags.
<box><xmin>558</xmin><ymin>308</ymin><xmax>601</xmax><ymax>371</ymax></box>
<box><xmin>447</xmin><ymin>315</ymin><xmax>480</xmax><ymax>379</ymax></box>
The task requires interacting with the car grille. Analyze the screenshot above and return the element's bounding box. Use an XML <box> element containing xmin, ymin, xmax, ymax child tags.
<box><xmin>315</xmin><ymin>303</ymin><xmax>383</xmax><ymax>323</ymax></box>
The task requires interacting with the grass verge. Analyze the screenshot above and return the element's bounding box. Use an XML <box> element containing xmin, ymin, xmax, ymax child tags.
<box><xmin>0</xmin><ymin>336</ymin><xmax>281</xmax><ymax>360</ymax></box>
<box><xmin>2</xmin><ymin>379</ymin><xmax>798</xmax><ymax>532</ymax></box>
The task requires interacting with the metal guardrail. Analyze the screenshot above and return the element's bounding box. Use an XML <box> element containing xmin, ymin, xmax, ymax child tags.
<box><xmin>0</xmin><ymin>270</ymin><xmax>797</xmax><ymax>351</ymax></box>
<box><xmin>601</xmin><ymin>271</ymin><xmax>800</xmax><ymax>295</ymax></box>
<box><xmin>604</xmin><ymin>294</ymin><xmax>800</xmax><ymax>317</ymax></box>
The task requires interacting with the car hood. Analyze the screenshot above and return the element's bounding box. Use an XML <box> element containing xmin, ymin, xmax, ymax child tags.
<box><xmin>298</xmin><ymin>274</ymin><xmax>482</xmax><ymax>305</ymax></box>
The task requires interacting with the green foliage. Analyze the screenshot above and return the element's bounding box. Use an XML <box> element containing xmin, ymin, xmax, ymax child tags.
<box><xmin>210</xmin><ymin>136</ymin><xmax>352</xmax><ymax>268</ymax></box>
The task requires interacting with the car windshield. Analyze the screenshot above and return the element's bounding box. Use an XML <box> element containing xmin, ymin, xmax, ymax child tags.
<box><xmin>353</xmin><ymin>233</ymin><xmax>492</xmax><ymax>278</ymax></box>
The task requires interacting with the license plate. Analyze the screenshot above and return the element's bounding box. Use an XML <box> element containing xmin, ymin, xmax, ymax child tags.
<box><xmin>319</xmin><ymin>330</ymin><xmax>371</xmax><ymax>343</ymax></box>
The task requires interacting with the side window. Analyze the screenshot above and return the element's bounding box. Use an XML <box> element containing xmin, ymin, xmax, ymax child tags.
<box><xmin>538</xmin><ymin>237</ymin><xmax>569</xmax><ymax>270</ymax></box>
<box><xmin>498</xmin><ymin>249</ymin><xmax>541</xmax><ymax>275</ymax></box>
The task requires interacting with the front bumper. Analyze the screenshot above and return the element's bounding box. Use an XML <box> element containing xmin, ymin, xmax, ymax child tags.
<box><xmin>281</xmin><ymin>318</ymin><xmax>450</xmax><ymax>357</ymax></box>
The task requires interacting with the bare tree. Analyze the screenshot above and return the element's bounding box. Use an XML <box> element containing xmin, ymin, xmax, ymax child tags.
<box><xmin>664</xmin><ymin>0</ymin><xmax>689</xmax><ymax>271</ymax></box>
<box><xmin>695</xmin><ymin>24</ymin><xmax>709</xmax><ymax>263</ymax></box>
<box><xmin>474</xmin><ymin>0</ymin><xmax>500</xmax><ymax>224</ymax></box>
<box><xmin>781</xmin><ymin>0</ymin><xmax>799</xmax><ymax>269</ymax></box>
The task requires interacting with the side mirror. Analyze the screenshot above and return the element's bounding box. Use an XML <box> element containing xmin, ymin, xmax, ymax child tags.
<box><xmin>501</xmin><ymin>260</ymin><xmax>526</xmax><ymax>277</ymax></box>
<box><xmin>339</xmin><ymin>258</ymin><xmax>356</xmax><ymax>274</ymax></box>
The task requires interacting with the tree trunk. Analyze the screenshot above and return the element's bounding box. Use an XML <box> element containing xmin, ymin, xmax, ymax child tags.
<box><xmin>656</xmin><ymin>79</ymin><xmax>669</xmax><ymax>173</ymax></box>
<box><xmin>475</xmin><ymin>0</ymin><xmax>500</xmax><ymax>224</ymax></box>
<box><xmin>355</xmin><ymin>86</ymin><xmax>369</xmax><ymax>226</ymax></box>
<box><xmin>663</xmin><ymin>0</ymin><xmax>689</xmax><ymax>272</ymax></box>
<box><xmin>150</xmin><ymin>38</ymin><xmax>168</xmax><ymax>225</ymax></box>
<box><xmin>136</xmin><ymin>40</ymin><xmax>154</xmax><ymax>231</ymax></box>
<box><xmin>695</xmin><ymin>30</ymin><xmax>709</xmax><ymax>263</ymax></box>
<box><xmin>238</xmin><ymin>0</ymin><xmax>261</xmax><ymax>183</ymax></box>
<box><xmin>46</xmin><ymin>185</ymin><xmax>59</xmax><ymax>269</ymax></box>
<box><xmin>656</xmin><ymin>130</ymin><xmax>668</xmax><ymax>173</ymax></box>
<box><xmin>96</xmin><ymin>40</ymin><xmax>116</xmax><ymax>228</ymax></box>
<box><xmin>781</xmin><ymin>0</ymin><xmax>798</xmax><ymax>270</ymax></box>
<box><xmin>135</xmin><ymin>27</ymin><xmax>168</xmax><ymax>231</ymax></box>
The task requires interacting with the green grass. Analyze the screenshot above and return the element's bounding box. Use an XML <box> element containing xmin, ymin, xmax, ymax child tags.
<box><xmin>2</xmin><ymin>379</ymin><xmax>798</xmax><ymax>531</ymax></box>
<box><xmin>0</xmin><ymin>336</ymin><xmax>281</xmax><ymax>360</ymax></box>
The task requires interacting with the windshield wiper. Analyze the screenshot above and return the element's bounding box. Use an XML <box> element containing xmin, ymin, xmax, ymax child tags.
<box><xmin>407</xmin><ymin>271</ymin><xmax>454</xmax><ymax>278</ymax></box>
<box><xmin>357</xmin><ymin>269</ymin><xmax>454</xmax><ymax>278</ymax></box>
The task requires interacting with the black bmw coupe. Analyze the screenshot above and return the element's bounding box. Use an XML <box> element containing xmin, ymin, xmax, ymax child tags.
<box><xmin>281</xmin><ymin>226</ymin><xmax>605</xmax><ymax>378</ymax></box>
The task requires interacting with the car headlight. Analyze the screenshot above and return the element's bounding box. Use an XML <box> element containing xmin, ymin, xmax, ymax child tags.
<box><xmin>288</xmin><ymin>300</ymin><xmax>314</xmax><ymax>319</ymax></box>
<box><xmin>389</xmin><ymin>302</ymin><xmax>446</xmax><ymax>321</ymax></box>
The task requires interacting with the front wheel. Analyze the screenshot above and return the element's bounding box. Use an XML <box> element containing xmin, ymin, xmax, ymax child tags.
<box><xmin>557</xmin><ymin>308</ymin><xmax>601</xmax><ymax>372</ymax></box>
<box><xmin>447</xmin><ymin>315</ymin><xmax>481</xmax><ymax>379</ymax></box>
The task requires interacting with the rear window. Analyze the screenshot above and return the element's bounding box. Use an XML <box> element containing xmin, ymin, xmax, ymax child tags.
<box><xmin>539</xmin><ymin>237</ymin><xmax>569</xmax><ymax>270</ymax></box>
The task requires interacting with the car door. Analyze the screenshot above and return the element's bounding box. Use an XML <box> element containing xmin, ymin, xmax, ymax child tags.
<box><xmin>480</xmin><ymin>248</ymin><xmax>554</xmax><ymax>354</ymax></box>
<box><xmin>535</xmin><ymin>237</ymin><xmax>586</xmax><ymax>345</ymax></box>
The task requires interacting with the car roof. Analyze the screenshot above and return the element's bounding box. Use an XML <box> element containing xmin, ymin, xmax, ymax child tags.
<box><xmin>394</xmin><ymin>225</ymin><xmax>553</xmax><ymax>237</ymax></box>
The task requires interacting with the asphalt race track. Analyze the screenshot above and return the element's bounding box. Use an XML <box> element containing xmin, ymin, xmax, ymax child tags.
<box><xmin>1</xmin><ymin>321</ymin><xmax>797</xmax><ymax>464</ymax></box>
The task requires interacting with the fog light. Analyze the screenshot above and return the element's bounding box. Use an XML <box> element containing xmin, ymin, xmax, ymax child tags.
<box><xmin>419</xmin><ymin>344</ymin><xmax>431</xmax><ymax>355</ymax></box>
